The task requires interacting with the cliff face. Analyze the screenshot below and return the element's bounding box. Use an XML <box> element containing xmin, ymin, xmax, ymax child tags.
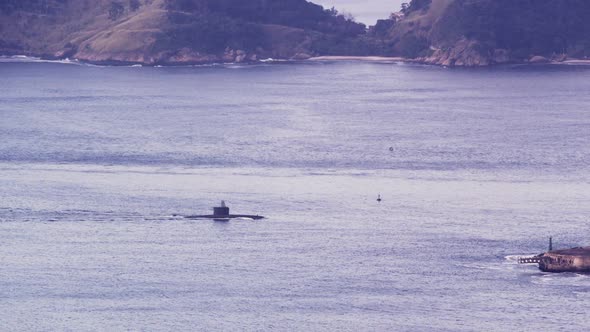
<box><xmin>0</xmin><ymin>0</ymin><xmax>367</xmax><ymax>64</ymax></box>
<box><xmin>381</xmin><ymin>0</ymin><xmax>590</xmax><ymax>66</ymax></box>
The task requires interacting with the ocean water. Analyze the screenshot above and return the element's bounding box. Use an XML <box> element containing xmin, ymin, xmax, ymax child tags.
<box><xmin>1</xmin><ymin>59</ymin><xmax>590</xmax><ymax>331</ymax></box>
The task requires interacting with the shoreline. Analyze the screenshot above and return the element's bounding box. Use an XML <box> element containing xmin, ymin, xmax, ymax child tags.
<box><xmin>3</xmin><ymin>53</ymin><xmax>590</xmax><ymax>67</ymax></box>
<box><xmin>310</xmin><ymin>55</ymin><xmax>590</xmax><ymax>67</ymax></box>
<box><xmin>308</xmin><ymin>56</ymin><xmax>407</xmax><ymax>62</ymax></box>
<box><xmin>555</xmin><ymin>59</ymin><xmax>590</xmax><ymax>65</ymax></box>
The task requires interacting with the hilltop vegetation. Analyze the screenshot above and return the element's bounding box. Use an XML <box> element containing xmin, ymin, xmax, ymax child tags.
<box><xmin>432</xmin><ymin>0</ymin><xmax>590</xmax><ymax>59</ymax></box>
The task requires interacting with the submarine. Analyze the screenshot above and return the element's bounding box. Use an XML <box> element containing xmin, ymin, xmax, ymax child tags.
<box><xmin>519</xmin><ymin>238</ymin><xmax>590</xmax><ymax>273</ymax></box>
<box><xmin>520</xmin><ymin>247</ymin><xmax>590</xmax><ymax>273</ymax></box>
<box><xmin>185</xmin><ymin>201</ymin><xmax>264</xmax><ymax>221</ymax></box>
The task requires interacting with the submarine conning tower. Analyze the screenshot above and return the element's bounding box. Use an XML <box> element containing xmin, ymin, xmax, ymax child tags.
<box><xmin>213</xmin><ymin>200</ymin><xmax>230</xmax><ymax>217</ymax></box>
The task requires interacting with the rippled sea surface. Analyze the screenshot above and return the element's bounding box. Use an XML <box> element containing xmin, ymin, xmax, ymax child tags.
<box><xmin>1</xmin><ymin>59</ymin><xmax>590</xmax><ymax>331</ymax></box>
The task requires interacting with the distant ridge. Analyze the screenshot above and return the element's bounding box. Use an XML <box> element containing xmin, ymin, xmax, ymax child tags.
<box><xmin>4</xmin><ymin>0</ymin><xmax>590</xmax><ymax>66</ymax></box>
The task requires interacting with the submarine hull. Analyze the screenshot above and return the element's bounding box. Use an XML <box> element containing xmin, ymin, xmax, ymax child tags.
<box><xmin>537</xmin><ymin>247</ymin><xmax>590</xmax><ymax>273</ymax></box>
<box><xmin>186</xmin><ymin>214</ymin><xmax>264</xmax><ymax>220</ymax></box>
<box><xmin>185</xmin><ymin>201</ymin><xmax>264</xmax><ymax>221</ymax></box>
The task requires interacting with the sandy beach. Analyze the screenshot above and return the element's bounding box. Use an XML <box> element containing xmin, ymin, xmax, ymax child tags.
<box><xmin>309</xmin><ymin>55</ymin><xmax>407</xmax><ymax>62</ymax></box>
<box><xmin>554</xmin><ymin>59</ymin><xmax>590</xmax><ymax>65</ymax></box>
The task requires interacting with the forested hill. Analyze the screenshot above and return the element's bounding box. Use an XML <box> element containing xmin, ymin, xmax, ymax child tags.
<box><xmin>376</xmin><ymin>0</ymin><xmax>590</xmax><ymax>66</ymax></box>
<box><xmin>0</xmin><ymin>0</ymin><xmax>369</xmax><ymax>65</ymax></box>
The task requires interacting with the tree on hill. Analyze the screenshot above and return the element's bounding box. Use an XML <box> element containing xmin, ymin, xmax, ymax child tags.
<box><xmin>401</xmin><ymin>0</ymin><xmax>432</xmax><ymax>15</ymax></box>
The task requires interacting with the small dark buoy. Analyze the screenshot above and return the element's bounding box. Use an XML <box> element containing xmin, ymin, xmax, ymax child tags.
<box><xmin>389</xmin><ymin>147</ymin><xmax>394</xmax><ymax>152</ymax></box>
<box><xmin>377</xmin><ymin>194</ymin><xmax>382</xmax><ymax>202</ymax></box>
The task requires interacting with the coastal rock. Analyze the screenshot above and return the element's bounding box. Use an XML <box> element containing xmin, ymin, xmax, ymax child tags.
<box><xmin>235</xmin><ymin>50</ymin><xmax>247</xmax><ymax>63</ymax></box>
<box><xmin>529</xmin><ymin>55</ymin><xmax>550</xmax><ymax>64</ymax></box>
<box><xmin>165</xmin><ymin>49</ymin><xmax>220</xmax><ymax>65</ymax></box>
<box><xmin>223</xmin><ymin>49</ymin><xmax>236</xmax><ymax>62</ymax></box>
<box><xmin>292</xmin><ymin>53</ymin><xmax>312</xmax><ymax>60</ymax></box>
<box><xmin>417</xmin><ymin>41</ymin><xmax>513</xmax><ymax>67</ymax></box>
<box><xmin>422</xmin><ymin>39</ymin><xmax>491</xmax><ymax>67</ymax></box>
<box><xmin>552</xmin><ymin>53</ymin><xmax>568</xmax><ymax>62</ymax></box>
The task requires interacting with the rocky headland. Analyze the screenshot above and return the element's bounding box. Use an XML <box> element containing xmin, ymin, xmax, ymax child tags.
<box><xmin>0</xmin><ymin>0</ymin><xmax>370</xmax><ymax>65</ymax></box>
<box><xmin>375</xmin><ymin>0</ymin><xmax>590</xmax><ymax>67</ymax></box>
